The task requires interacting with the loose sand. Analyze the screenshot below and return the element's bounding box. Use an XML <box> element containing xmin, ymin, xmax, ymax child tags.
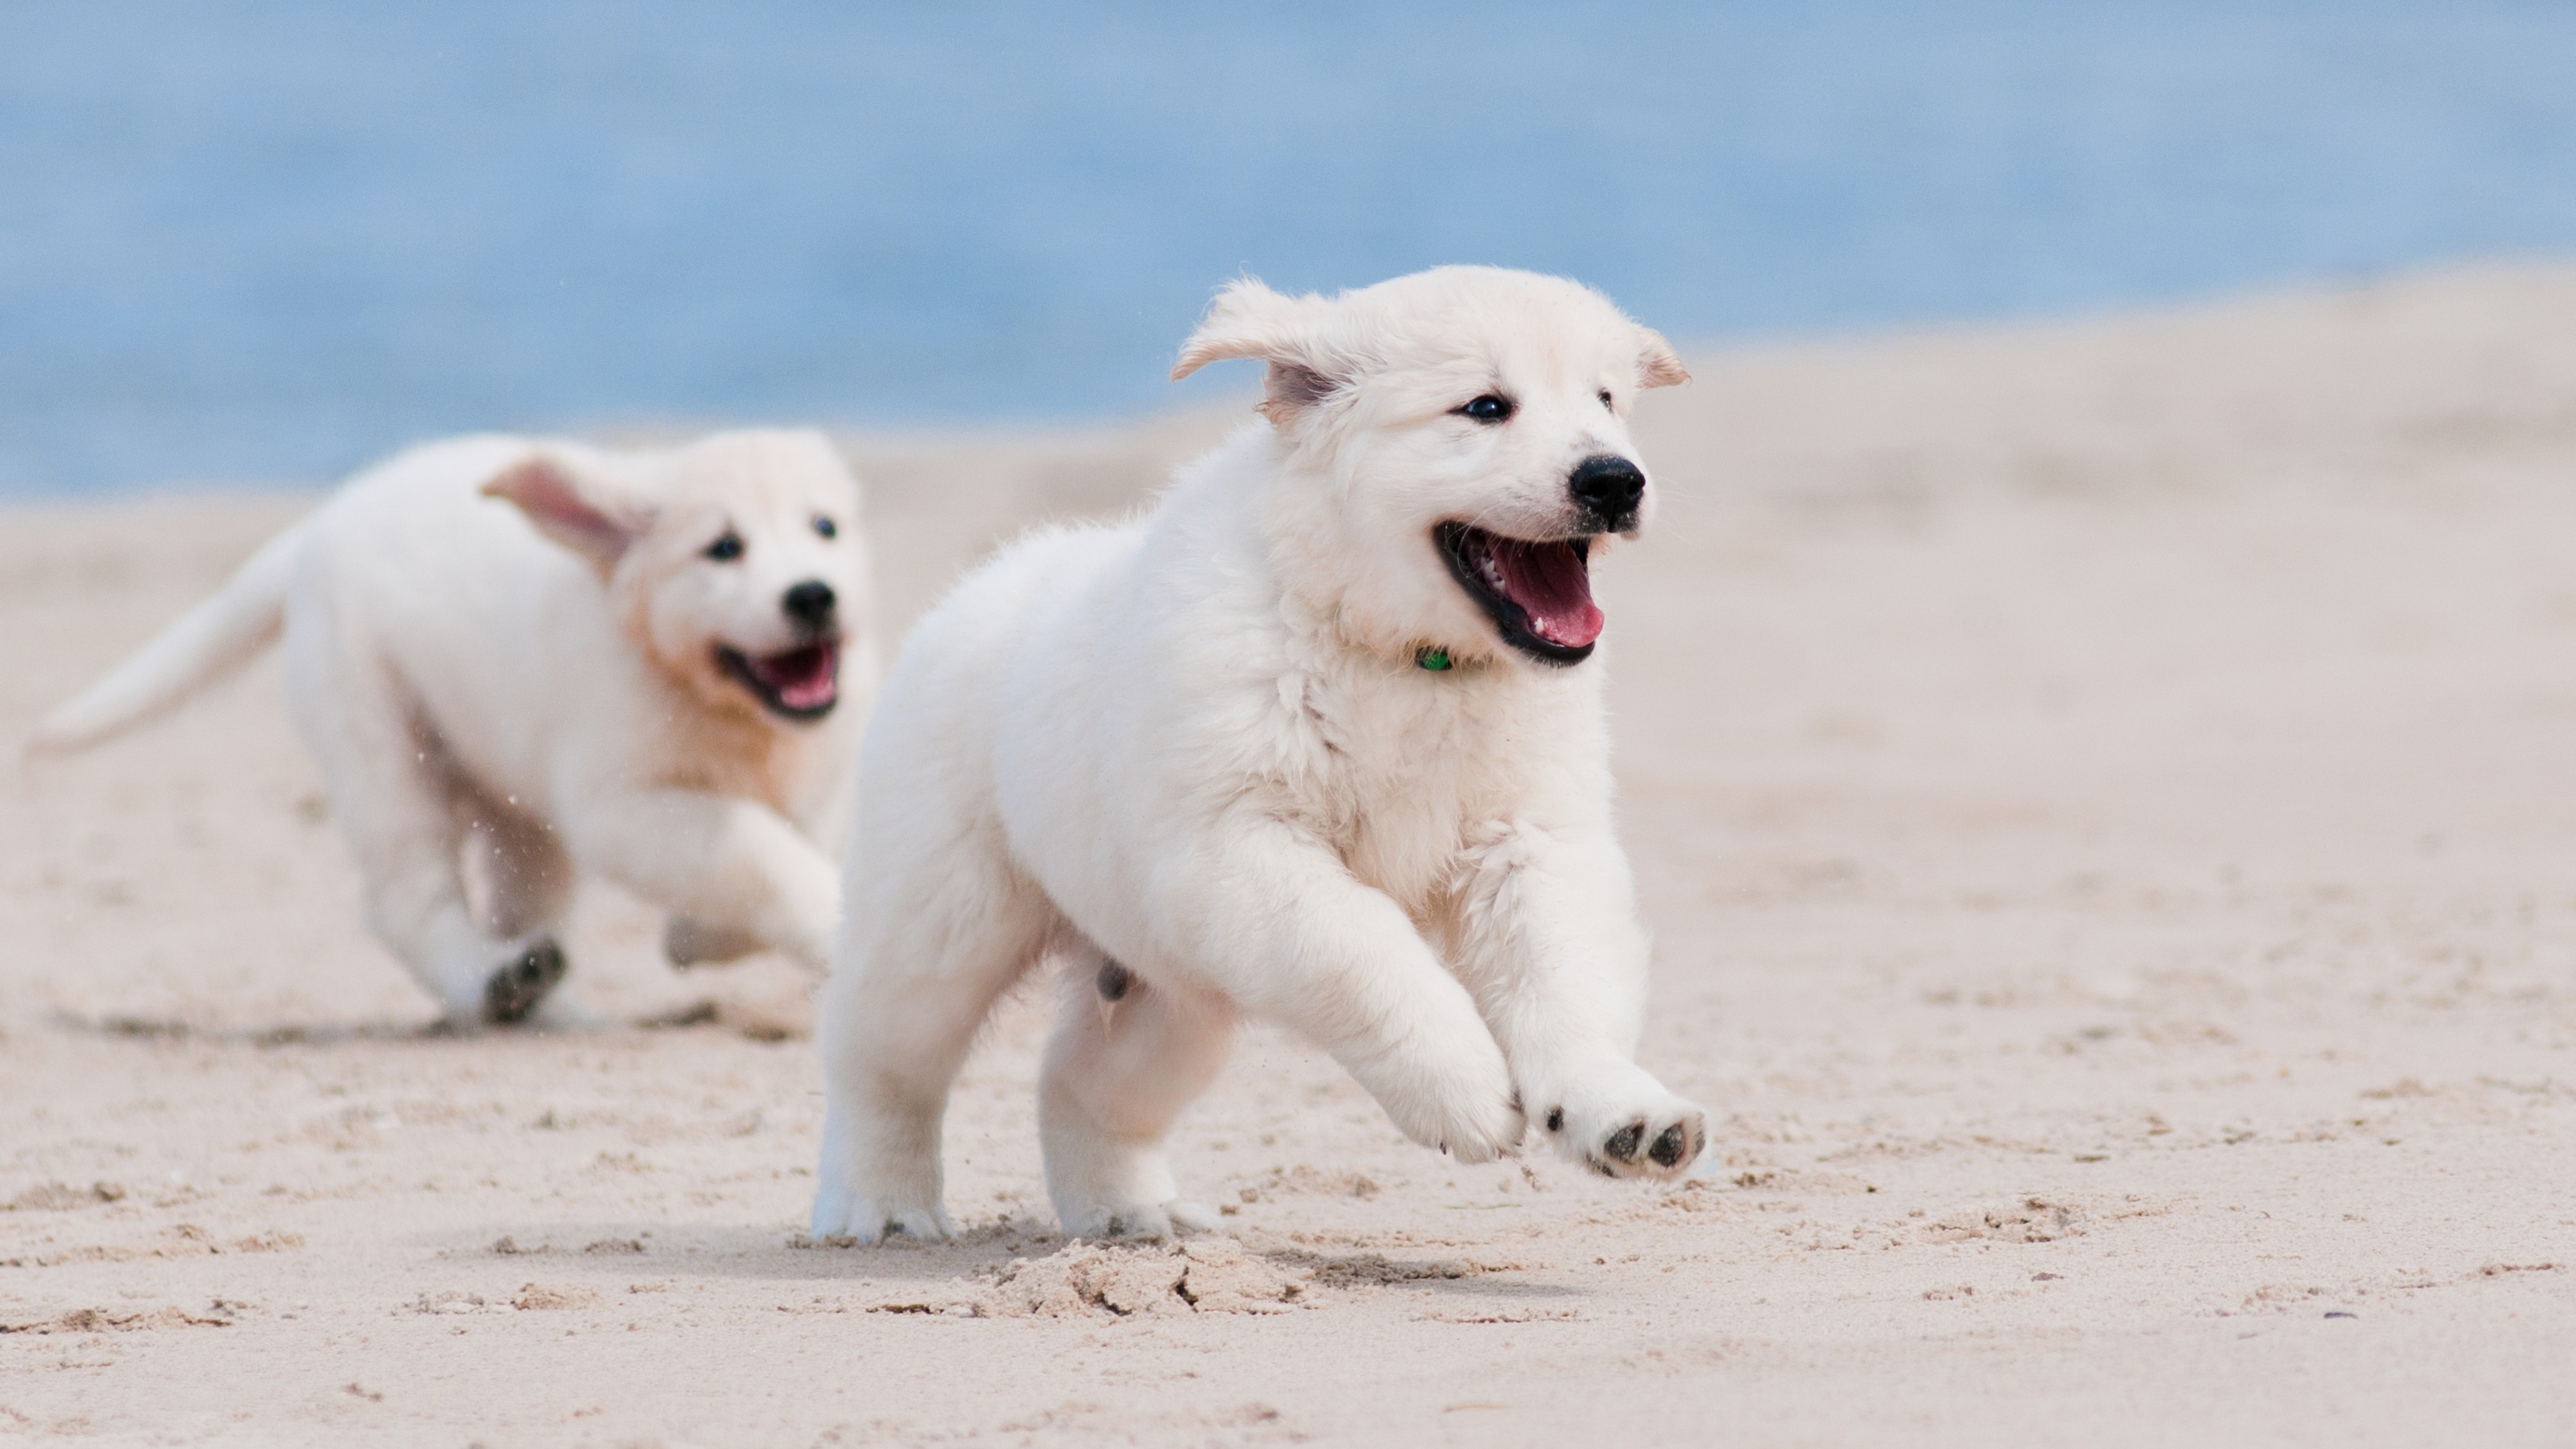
<box><xmin>4</xmin><ymin>267</ymin><xmax>2574</xmax><ymax>1447</ymax></box>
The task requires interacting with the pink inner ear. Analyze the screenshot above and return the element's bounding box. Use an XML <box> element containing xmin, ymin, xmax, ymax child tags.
<box><xmin>1266</xmin><ymin>362</ymin><xmax>1333</xmax><ymax>406</ymax></box>
<box><xmin>486</xmin><ymin>457</ymin><xmax>633</xmax><ymax>560</ymax></box>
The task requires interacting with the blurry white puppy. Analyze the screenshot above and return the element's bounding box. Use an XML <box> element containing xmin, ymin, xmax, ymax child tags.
<box><xmin>33</xmin><ymin>430</ymin><xmax>875</xmax><ymax>1026</ymax></box>
<box><xmin>814</xmin><ymin>266</ymin><xmax>1704</xmax><ymax>1243</ymax></box>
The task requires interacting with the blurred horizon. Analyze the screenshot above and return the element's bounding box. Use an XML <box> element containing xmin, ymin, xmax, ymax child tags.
<box><xmin>6</xmin><ymin>2</ymin><xmax>2576</xmax><ymax>496</ymax></box>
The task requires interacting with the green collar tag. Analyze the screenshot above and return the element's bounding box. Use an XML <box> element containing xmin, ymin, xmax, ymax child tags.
<box><xmin>1416</xmin><ymin>646</ymin><xmax>1453</xmax><ymax>672</ymax></box>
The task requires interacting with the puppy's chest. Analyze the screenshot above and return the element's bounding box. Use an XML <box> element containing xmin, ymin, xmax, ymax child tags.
<box><xmin>650</xmin><ymin>706</ymin><xmax>800</xmax><ymax>815</ymax></box>
<box><xmin>1268</xmin><ymin>669</ymin><xmax>1528</xmax><ymax>907</ymax></box>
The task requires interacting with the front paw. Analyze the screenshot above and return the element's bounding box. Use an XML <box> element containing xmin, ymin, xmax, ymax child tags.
<box><xmin>1438</xmin><ymin>1092</ymin><xmax>1528</xmax><ymax>1165</ymax></box>
<box><xmin>1058</xmin><ymin>1197</ymin><xmax>1220</xmax><ymax>1241</ymax></box>
<box><xmin>809</xmin><ymin>1175</ymin><xmax>952</xmax><ymax>1245</ymax></box>
<box><xmin>663</xmin><ymin>915</ymin><xmax>764</xmax><ymax>969</ymax></box>
<box><xmin>810</xmin><ymin>1114</ymin><xmax>950</xmax><ymax>1244</ymax></box>
<box><xmin>1535</xmin><ymin>1064</ymin><xmax>1705</xmax><ymax>1179</ymax></box>
<box><xmin>766</xmin><ymin>855</ymin><xmax>843</xmax><ymax>972</ymax></box>
<box><xmin>1372</xmin><ymin>1036</ymin><xmax>1525</xmax><ymax>1164</ymax></box>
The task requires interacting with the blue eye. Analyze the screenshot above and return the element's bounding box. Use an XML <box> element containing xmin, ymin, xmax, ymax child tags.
<box><xmin>1456</xmin><ymin>394</ymin><xmax>1513</xmax><ymax>423</ymax></box>
<box><xmin>813</xmin><ymin>516</ymin><xmax>837</xmax><ymax>540</ymax></box>
<box><xmin>704</xmin><ymin>532</ymin><xmax>744</xmax><ymax>562</ymax></box>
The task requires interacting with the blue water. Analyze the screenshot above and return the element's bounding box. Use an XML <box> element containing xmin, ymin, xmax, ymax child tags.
<box><xmin>5</xmin><ymin>2</ymin><xmax>2575</xmax><ymax>495</ymax></box>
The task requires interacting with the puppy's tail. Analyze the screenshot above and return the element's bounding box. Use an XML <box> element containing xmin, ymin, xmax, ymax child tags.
<box><xmin>27</xmin><ymin>518</ymin><xmax>309</xmax><ymax>756</ymax></box>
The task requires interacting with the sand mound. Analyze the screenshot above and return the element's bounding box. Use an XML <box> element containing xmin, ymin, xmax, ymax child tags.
<box><xmin>970</xmin><ymin>1238</ymin><xmax>1309</xmax><ymax>1318</ymax></box>
<box><xmin>1924</xmin><ymin>1196</ymin><xmax>2087</xmax><ymax>1243</ymax></box>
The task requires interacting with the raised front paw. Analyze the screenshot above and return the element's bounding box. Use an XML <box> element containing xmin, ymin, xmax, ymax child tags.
<box><xmin>1536</xmin><ymin>1064</ymin><xmax>1706</xmax><ymax>1180</ymax></box>
<box><xmin>767</xmin><ymin>852</ymin><xmax>843</xmax><ymax>972</ymax></box>
<box><xmin>1366</xmin><ymin>1030</ymin><xmax>1526</xmax><ymax>1164</ymax></box>
<box><xmin>663</xmin><ymin>915</ymin><xmax>764</xmax><ymax>968</ymax></box>
<box><xmin>1437</xmin><ymin>1089</ymin><xmax>1528</xmax><ymax>1165</ymax></box>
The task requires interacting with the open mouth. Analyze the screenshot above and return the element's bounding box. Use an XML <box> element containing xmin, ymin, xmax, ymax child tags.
<box><xmin>716</xmin><ymin>639</ymin><xmax>841</xmax><ymax>720</ymax></box>
<box><xmin>1434</xmin><ymin>522</ymin><xmax>1604</xmax><ymax>666</ymax></box>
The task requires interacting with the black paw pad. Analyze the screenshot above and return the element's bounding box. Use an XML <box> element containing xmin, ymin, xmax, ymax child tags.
<box><xmin>1647</xmin><ymin>1122</ymin><xmax>1689</xmax><ymax>1168</ymax></box>
<box><xmin>1602</xmin><ymin>1122</ymin><xmax>1644</xmax><ymax>1162</ymax></box>
<box><xmin>1095</xmin><ymin>958</ymin><xmax>1132</xmax><ymax>1002</ymax></box>
<box><xmin>1545</xmin><ymin>1107</ymin><xmax>1565</xmax><ymax>1133</ymax></box>
<box><xmin>486</xmin><ymin>938</ymin><xmax>567</xmax><ymax>1023</ymax></box>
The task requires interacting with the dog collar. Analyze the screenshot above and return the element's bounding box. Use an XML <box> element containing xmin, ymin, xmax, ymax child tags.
<box><xmin>1416</xmin><ymin>646</ymin><xmax>1453</xmax><ymax>672</ymax></box>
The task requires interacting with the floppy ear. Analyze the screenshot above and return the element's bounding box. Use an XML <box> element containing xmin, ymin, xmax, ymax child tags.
<box><xmin>1171</xmin><ymin>278</ymin><xmax>1343</xmax><ymax>423</ymax></box>
<box><xmin>1638</xmin><ymin>328</ymin><xmax>1691</xmax><ymax>388</ymax></box>
<box><xmin>481</xmin><ymin>452</ymin><xmax>651</xmax><ymax>572</ymax></box>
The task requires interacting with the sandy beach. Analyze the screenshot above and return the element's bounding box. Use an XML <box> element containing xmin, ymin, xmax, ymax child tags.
<box><xmin>5</xmin><ymin>266</ymin><xmax>2574</xmax><ymax>1446</ymax></box>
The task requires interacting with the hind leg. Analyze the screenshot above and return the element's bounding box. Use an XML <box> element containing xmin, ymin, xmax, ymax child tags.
<box><xmin>462</xmin><ymin>795</ymin><xmax>576</xmax><ymax>942</ymax></box>
<box><xmin>1039</xmin><ymin>944</ymin><xmax>1238</xmax><ymax>1239</ymax></box>
<box><xmin>811</xmin><ymin>830</ymin><xmax>1054</xmax><ymax>1243</ymax></box>
<box><xmin>287</xmin><ymin>625</ymin><xmax>564</xmax><ymax>1025</ymax></box>
<box><xmin>338</xmin><ymin>752</ymin><xmax>566</xmax><ymax>1025</ymax></box>
<box><xmin>459</xmin><ymin>796</ymin><xmax>586</xmax><ymax>1024</ymax></box>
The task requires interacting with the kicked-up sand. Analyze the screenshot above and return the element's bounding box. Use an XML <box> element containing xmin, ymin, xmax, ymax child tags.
<box><xmin>3</xmin><ymin>265</ymin><xmax>2573</xmax><ymax>1446</ymax></box>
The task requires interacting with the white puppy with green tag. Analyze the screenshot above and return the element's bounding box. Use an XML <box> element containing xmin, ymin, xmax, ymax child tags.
<box><xmin>813</xmin><ymin>267</ymin><xmax>1705</xmax><ymax>1242</ymax></box>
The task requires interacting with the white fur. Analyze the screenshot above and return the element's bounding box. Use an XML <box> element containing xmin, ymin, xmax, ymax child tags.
<box><xmin>32</xmin><ymin>430</ymin><xmax>877</xmax><ymax>1026</ymax></box>
<box><xmin>813</xmin><ymin>267</ymin><xmax>1703</xmax><ymax>1243</ymax></box>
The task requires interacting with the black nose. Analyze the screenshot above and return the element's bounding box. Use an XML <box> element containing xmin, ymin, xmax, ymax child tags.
<box><xmin>1569</xmin><ymin>455</ymin><xmax>1646</xmax><ymax>528</ymax></box>
<box><xmin>781</xmin><ymin>580</ymin><xmax>837</xmax><ymax>628</ymax></box>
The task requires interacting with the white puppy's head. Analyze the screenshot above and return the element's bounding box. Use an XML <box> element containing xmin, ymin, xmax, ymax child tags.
<box><xmin>483</xmin><ymin>429</ymin><xmax>869</xmax><ymax>723</ymax></box>
<box><xmin>1172</xmin><ymin>266</ymin><xmax>1687</xmax><ymax>668</ymax></box>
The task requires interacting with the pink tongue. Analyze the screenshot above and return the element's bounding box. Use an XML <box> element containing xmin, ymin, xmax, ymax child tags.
<box><xmin>755</xmin><ymin>645</ymin><xmax>838</xmax><ymax>710</ymax></box>
<box><xmin>1494</xmin><ymin>539</ymin><xmax>1604</xmax><ymax>648</ymax></box>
